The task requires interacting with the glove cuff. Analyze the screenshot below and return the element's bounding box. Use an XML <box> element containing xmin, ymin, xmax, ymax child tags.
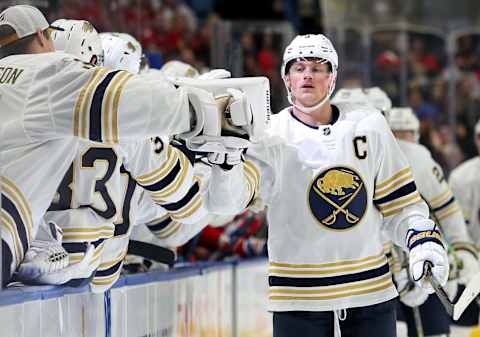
<box><xmin>406</xmin><ymin>227</ymin><xmax>444</xmax><ymax>251</ymax></box>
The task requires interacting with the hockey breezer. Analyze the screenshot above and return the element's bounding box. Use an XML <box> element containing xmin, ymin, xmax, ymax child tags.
<box><xmin>424</xmin><ymin>262</ymin><xmax>480</xmax><ymax>320</ymax></box>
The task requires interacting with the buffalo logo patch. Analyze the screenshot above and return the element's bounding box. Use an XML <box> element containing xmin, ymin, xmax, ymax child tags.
<box><xmin>308</xmin><ymin>167</ymin><xmax>367</xmax><ymax>230</ymax></box>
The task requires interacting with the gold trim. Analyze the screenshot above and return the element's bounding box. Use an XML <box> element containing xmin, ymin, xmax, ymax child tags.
<box><xmin>375</xmin><ymin>167</ymin><xmax>410</xmax><ymax>189</ymax></box>
<box><xmin>270</xmin><ymin>251</ymin><xmax>385</xmax><ymax>269</ymax></box>
<box><xmin>269</xmin><ymin>274</ymin><xmax>392</xmax><ymax>295</ymax></box>
<box><xmin>111</xmin><ymin>73</ymin><xmax>133</xmax><ymax>143</ymax></box>
<box><xmin>74</xmin><ymin>68</ymin><xmax>103</xmax><ymax>137</ymax></box>
<box><xmin>103</xmin><ymin>72</ymin><xmax>129</xmax><ymax>142</ymax></box>
<box><xmin>429</xmin><ymin>189</ymin><xmax>451</xmax><ymax>208</ymax></box>
<box><xmin>381</xmin><ymin>194</ymin><xmax>422</xmax><ymax>217</ymax></box>
<box><xmin>377</xmin><ymin>192</ymin><xmax>421</xmax><ymax>211</ymax></box>
<box><xmin>1</xmin><ymin>212</ymin><xmax>23</xmax><ymax>261</ymax></box>
<box><xmin>269</xmin><ymin>257</ymin><xmax>386</xmax><ymax>276</ymax></box>
<box><xmin>374</xmin><ymin>174</ymin><xmax>414</xmax><ymax>199</ymax></box>
<box><xmin>136</xmin><ymin>146</ymin><xmax>177</xmax><ymax>185</ymax></box>
<box><xmin>269</xmin><ymin>280</ymin><xmax>393</xmax><ymax>301</ymax></box>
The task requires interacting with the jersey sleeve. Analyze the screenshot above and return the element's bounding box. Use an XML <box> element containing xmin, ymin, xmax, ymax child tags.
<box><xmin>449</xmin><ymin>170</ymin><xmax>478</xmax><ymax>254</ymax></box>
<box><xmin>417</xmin><ymin>157</ymin><xmax>475</xmax><ymax>254</ymax></box>
<box><xmin>119</xmin><ymin>137</ymin><xmax>208</xmax><ymax>225</ymax></box>
<box><xmin>204</xmin><ymin>137</ymin><xmax>279</xmax><ymax>215</ymax></box>
<box><xmin>369</xmin><ymin>115</ymin><xmax>428</xmax><ymax>249</ymax></box>
<box><xmin>24</xmin><ymin>60</ymin><xmax>191</xmax><ymax>142</ymax></box>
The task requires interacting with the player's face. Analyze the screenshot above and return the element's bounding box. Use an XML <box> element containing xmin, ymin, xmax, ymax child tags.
<box><xmin>286</xmin><ymin>60</ymin><xmax>332</xmax><ymax>107</ymax></box>
<box><xmin>393</xmin><ymin>130</ymin><xmax>417</xmax><ymax>143</ymax></box>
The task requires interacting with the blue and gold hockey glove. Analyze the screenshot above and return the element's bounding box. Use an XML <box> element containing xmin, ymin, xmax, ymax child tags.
<box><xmin>407</xmin><ymin>219</ymin><xmax>449</xmax><ymax>294</ymax></box>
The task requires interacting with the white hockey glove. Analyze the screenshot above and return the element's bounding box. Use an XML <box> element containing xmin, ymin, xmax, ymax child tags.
<box><xmin>181</xmin><ymin>87</ymin><xmax>252</xmax><ymax>154</ymax></box>
<box><xmin>407</xmin><ymin>220</ymin><xmax>449</xmax><ymax>294</ymax></box>
<box><xmin>453</xmin><ymin>248</ymin><xmax>480</xmax><ymax>285</ymax></box>
<box><xmin>207</xmin><ymin>150</ymin><xmax>244</xmax><ymax>167</ymax></box>
<box><xmin>394</xmin><ymin>267</ymin><xmax>429</xmax><ymax>307</ymax></box>
<box><xmin>15</xmin><ymin>242</ymin><xmax>96</xmax><ymax>285</ymax></box>
<box><xmin>198</xmin><ymin>69</ymin><xmax>231</xmax><ymax>80</ymax></box>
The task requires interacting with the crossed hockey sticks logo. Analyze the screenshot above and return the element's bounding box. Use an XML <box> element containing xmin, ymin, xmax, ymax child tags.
<box><xmin>312</xmin><ymin>182</ymin><xmax>363</xmax><ymax>226</ymax></box>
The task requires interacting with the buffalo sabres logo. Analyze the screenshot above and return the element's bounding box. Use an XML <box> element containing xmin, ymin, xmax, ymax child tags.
<box><xmin>308</xmin><ymin>167</ymin><xmax>367</xmax><ymax>230</ymax></box>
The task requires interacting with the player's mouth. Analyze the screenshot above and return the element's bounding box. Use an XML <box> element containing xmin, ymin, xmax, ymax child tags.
<box><xmin>301</xmin><ymin>84</ymin><xmax>314</xmax><ymax>89</ymax></box>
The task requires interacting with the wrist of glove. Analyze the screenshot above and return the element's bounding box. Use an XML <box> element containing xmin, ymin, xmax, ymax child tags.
<box><xmin>181</xmin><ymin>87</ymin><xmax>252</xmax><ymax>153</ymax></box>
<box><xmin>407</xmin><ymin>225</ymin><xmax>449</xmax><ymax>294</ymax></box>
<box><xmin>15</xmin><ymin>242</ymin><xmax>96</xmax><ymax>285</ymax></box>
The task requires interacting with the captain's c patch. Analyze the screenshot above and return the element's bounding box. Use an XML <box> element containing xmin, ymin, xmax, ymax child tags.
<box><xmin>308</xmin><ymin>166</ymin><xmax>367</xmax><ymax>230</ymax></box>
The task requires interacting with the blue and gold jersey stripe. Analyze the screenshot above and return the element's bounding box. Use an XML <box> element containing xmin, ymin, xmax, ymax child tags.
<box><xmin>74</xmin><ymin>68</ymin><xmax>133</xmax><ymax>143</ymax></box>
<box><xmin>374</xmin><ymin>168</ymin><xmax>421</xmax><ymax>217</ymax></box>
<box><xmin>146</xmin><ymin>214</ymin><xmax>182</xmax><ymax>239</ymax></box>
<box><xmin>268</xmin><ymin>252</ymin><xmax>394</xmax><ymax>302</ymax></box>
<box><xmin>1</xmin><ymin>177</ymin><xmax>33</xmax><ymax>263</ymax></box>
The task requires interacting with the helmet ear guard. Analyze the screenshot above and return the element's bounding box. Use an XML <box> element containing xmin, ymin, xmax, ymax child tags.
<box><xmin>281</xmin><ymin>34</ymin><xmax>339</xmax><ymax>114</ymax></box>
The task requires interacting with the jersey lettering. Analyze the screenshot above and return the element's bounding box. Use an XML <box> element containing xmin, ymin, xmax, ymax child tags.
<box><xmin>353</xmin><ymin>136</ymin><xmax>367</xmax><ymax>159</ymax></box>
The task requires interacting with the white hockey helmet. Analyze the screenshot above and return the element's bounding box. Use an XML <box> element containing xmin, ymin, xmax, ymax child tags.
<box><xmin>331</xmin><ymin>88</ymin><xmax>369</xmax><ymax>105</ymax></box>
<box><xmin>51</xmin><ymin>19</ymin><xmax>103</xmax><ymax>66</ymax></box>
<box><xmin>363</xmin><ymin>87</ymin><xmax>392</xmax><ymax>113</ymax></box>
<box><xmin>100</xmin><ymin>32</ymin><xmax>142</xmax><ymax>74</ymax></box>
<box><xmin>387</xmin><ymin>107</ymin><xmax>420</xmax><ymax>142</ymax></box>
<box><xmin>160</xmin><ymin>60</ymin><xmax>199</xmax><ymax>78</ymax></box>
<box><xmin>281</xmin><ymin>34</ymin><xmax>338</xmax><ymax>114</ymax></box>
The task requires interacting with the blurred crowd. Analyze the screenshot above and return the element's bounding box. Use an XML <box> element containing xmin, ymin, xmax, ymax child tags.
<box><xmin>370</xmin><ymin>33</ymin><xmax>480</xmax><ymax>175</ymax></box>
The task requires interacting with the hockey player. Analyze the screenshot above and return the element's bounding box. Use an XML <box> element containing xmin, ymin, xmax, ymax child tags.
<box><xmin>41</xmin><ymin>23</ymin><xmax>253</xmax><ymax>291</ymax></box>
<box><xmin>0</xmin><ymin>5</ymin><xmax>252</xmax><ymax>285</ymax></box>
<box><xmin>449</xmin><ymin>120</ymin><xmax>480</xmax><ymax>327</ymax></box>
<box><xmin>215</xmin><ymin>34</ymin><xmax>450</xmax><ymax>337</ymax></box>
<box><xmin>386</xmin><ymin>107</ymin><xmax>479</xmax><ymax>337</ymax></box>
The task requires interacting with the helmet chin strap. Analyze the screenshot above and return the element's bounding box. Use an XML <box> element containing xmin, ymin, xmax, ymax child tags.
<box><xmin>287</xmin><ymin>92</ymin><xmax>330</xmax><ymax>114</ymax></box>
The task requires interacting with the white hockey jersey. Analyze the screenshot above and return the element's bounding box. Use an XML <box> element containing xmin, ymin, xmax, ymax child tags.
<box><xmin>241</xmin><ymin>105</ymin><xmax>431</xmax><ymax>312</ymax></box>
<box><xmin>0</xmin><ymin>51</ymin><xmax>194</xmax><ymax>279</ymax></box>
<box><xmin>449</xmin><ymin>157</ymin><xmax>480</xmax><ymax>249</ymax></box>
<box><xmin>396</xmin><ymin>140</ymin><xmax>476</xmax><ymax>255</ymax></box>
<box><xmin>45</xmin><ymin>135</ymin><xmax>209</xmax><ymax>291</ymax></box>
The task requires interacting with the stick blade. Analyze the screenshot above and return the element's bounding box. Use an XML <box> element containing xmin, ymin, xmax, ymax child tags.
<box><xmin>453</xmin><ymin>272</ymin><xmax>480</xmax><ymax>321</ymax></box>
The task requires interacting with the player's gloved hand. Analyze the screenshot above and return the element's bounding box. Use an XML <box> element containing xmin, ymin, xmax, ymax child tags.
<box><xmin>15</xmin><ymin>242</ymin><xmax>96</xmax><ymax>285</ymax></box>
<box><xmin>182</xmin><ymin>88</ymin><xmax>252</xmax><ymax>153</ymax></box>
<box><xmin>198</xmin><ymin>69</ymin><xmax>231</xmax><ymax>80</ymax></box>
<box><xmin>207</xmin><ymin>150</ymin><xmax>244</xmax><ymax>170</ymax></box>
<box><xmin>454</xmin><ymin>248</ymin><xmax>480</xmax><ymax>285</ymax></box>
<box><xmin>394</xmin><ymin>268</ymin><xmax>429</xmax><ymax>307</ymax></box>
<box><xmin>407</xmin><ymin>220</ymin><xmax>449</xmax><ymax>294</ymax></box>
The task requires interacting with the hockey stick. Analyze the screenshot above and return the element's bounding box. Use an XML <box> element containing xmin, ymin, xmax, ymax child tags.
<box><xmin>412</xmin><ymin>306</ymin><xmax>425</xmax><ymax>337</ymax></box>
<box><xmin>424</xmin><ymin>262</ymin><xmax>480</xmax><ymax>320</ymax></box>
